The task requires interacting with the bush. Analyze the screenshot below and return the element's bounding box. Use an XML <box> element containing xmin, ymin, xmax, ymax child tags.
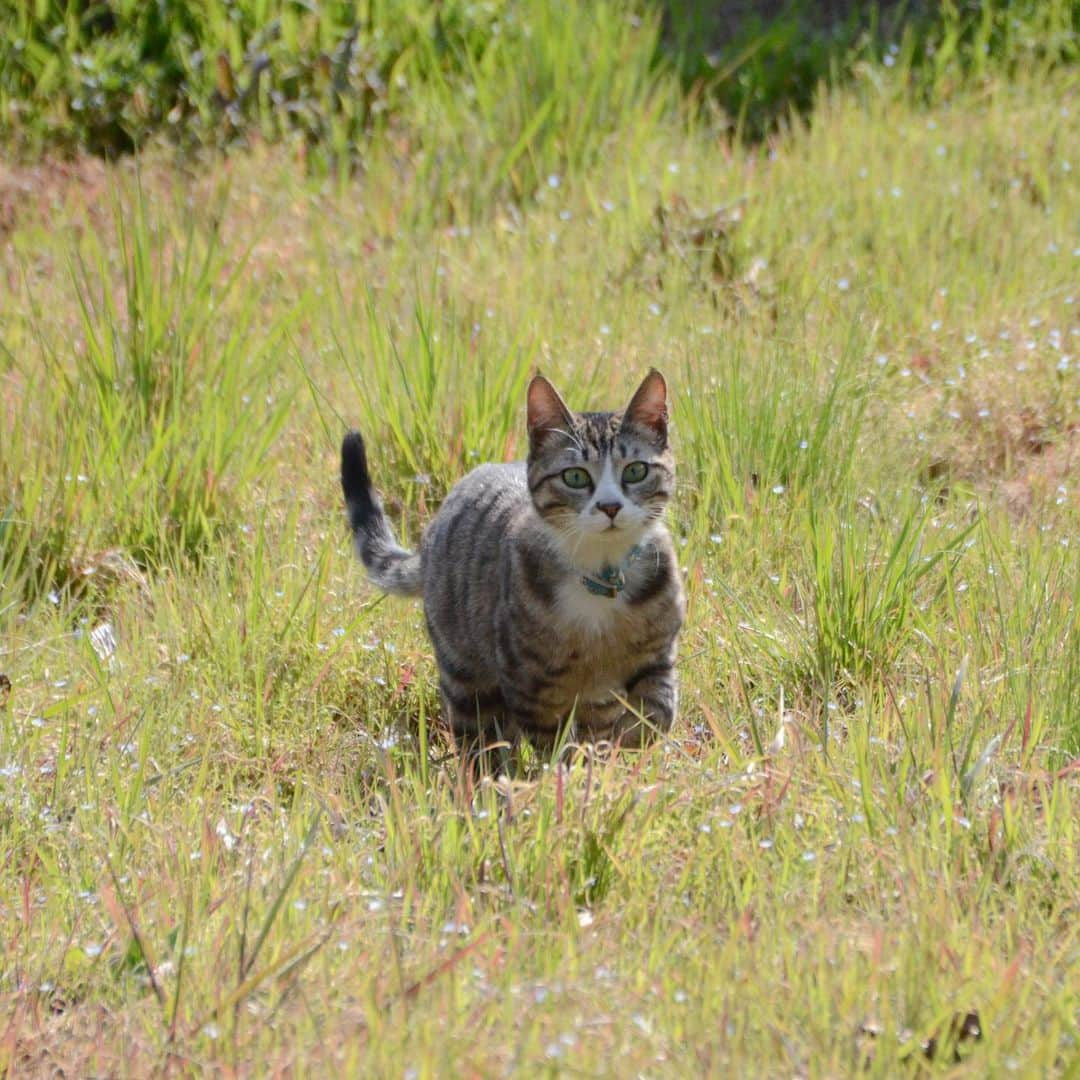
<box><xmin>664</xmin><ymin>0</ymin><xmax>1077</xmax><ymax>138</ymax></box>
<box><xmin>0</xmin><ymin>2</ymin><xmax>1075</xmax><ymax>169</ymax></box>
<box><xmin>0</xmin><ymin>0</ymin><xmax>511</xmax><ymax>159</ymax></box>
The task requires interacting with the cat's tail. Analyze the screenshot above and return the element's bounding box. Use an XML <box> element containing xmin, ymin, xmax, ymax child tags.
<box><xmin>341</xmin><ymin>431</ymin><xmax>423</xmax><ymax>597</ymax></box>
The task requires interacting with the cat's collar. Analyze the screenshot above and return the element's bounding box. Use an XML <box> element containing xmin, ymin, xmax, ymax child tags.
<box><xmin>581</xmin><ymin>544</ymin><xmax>644</xmax><ymax>599</ymax></box>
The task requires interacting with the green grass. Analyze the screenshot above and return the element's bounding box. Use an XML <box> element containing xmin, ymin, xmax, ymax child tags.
<box><xmin>1</xmin><ymin>5</ymin><xmax>1078</xmax><ymax>1074</ymax></box>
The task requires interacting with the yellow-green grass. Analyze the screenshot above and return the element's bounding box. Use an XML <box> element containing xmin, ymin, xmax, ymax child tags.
<box><xmin>1</xmin><ymin>59</ymin><xmax>1077</xmax><ymax>1076</ymax></box>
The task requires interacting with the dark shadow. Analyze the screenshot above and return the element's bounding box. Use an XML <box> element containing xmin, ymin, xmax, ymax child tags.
<box><xmin>658</xmin><ymin>0</ymin><xmax>934</xmax><ymax>138</ymax></box>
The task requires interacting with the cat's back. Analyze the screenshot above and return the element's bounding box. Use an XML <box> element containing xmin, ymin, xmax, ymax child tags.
<box><xmin>419</xmin><ymin>462</ymin><xmax>529</xmax><ymax>670</ymax></box>
<box><xmin>426</xmin><ymin>462</ymin><xmax>526</xmax><ymax>531</ymax></box>
<box><xmin>420</xmin><ymin>462</ymin><xmax>527</xmax><ymax>579</ymax></box>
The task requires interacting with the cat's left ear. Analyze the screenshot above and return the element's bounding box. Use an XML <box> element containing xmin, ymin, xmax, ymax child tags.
<box><xmin>621</xmin><ymin>369</ymin><xmax>668</xmax><ymax>444</ymax></box>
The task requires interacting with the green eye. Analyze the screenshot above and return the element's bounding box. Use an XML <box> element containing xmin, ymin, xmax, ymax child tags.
<box><xmin>561</xmin><ymin>467</ymin><xmax>592</xmax><ymax>490</ymax></box>
<box><xmin>622</xmin><ymin>461</ymin><xmax>649</xmax><ymax>484</ymax></box>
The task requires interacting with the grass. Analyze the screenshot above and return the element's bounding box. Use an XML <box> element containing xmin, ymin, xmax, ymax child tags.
<box><xmin>1</xmin><ymin>4</ymin><xmax>1078</xmax><ymax>1074</ymax></box>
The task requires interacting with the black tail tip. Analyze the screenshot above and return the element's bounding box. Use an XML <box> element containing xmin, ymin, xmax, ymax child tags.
<box><xmin>341</xmin><ymin>430</ymin><xmax>371</xmax><ymax>502</ymax></box>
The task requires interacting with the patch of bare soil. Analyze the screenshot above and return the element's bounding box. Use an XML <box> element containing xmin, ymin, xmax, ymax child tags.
<box><xmin>0</xmin><ymin>157</ymin><xmax>112</xmax><ymax>238</ymax></box>
<box><xmin>895</xmin><ymin>324</ymin><xmax>1078</xmax><ymax>518</ymax></box>
<box><xmin>924</xmin><ymin>398</ymin><xmax>1077</xmax><ymax>517</ymax></box>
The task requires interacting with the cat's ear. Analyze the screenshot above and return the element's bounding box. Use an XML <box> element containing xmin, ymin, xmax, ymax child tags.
<box><xmin>527</xmin><ymin>374</ymin><xmax>575</xmax><ymax>449</ymax></box>
<box><xmin>622</xmin><ymin>369</ymin><xmax>668</xmax><ymax>444</ymax></box>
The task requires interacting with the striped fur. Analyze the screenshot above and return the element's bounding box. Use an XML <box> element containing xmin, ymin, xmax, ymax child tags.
<box><xmin>340</xmin><ymin>431</ymin><xmax>421</xmax><ymax>596</ymax></box>
<box><xmin>342</xmin><ymin>370</ymin><xmax>685</xmax><ymax>749</ymax></box>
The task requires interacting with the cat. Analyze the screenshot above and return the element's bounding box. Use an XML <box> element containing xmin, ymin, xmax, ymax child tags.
<box><xmin>341</xmin><ymin>370</ymin><xmax>685</xmax><ymax>751</ymax></box>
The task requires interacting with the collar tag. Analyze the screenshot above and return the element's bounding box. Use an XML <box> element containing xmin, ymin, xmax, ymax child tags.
<box><xmin>580</xmin><ymin>544</ymin><xmax>642</xmax><ymax>600</ymax></box>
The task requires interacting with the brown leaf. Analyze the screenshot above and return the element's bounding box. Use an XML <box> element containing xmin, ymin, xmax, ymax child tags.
<box><xmin>216</xmin><ymin>52</ymin><xmax>236</xmax><ymax>102</ymax></box>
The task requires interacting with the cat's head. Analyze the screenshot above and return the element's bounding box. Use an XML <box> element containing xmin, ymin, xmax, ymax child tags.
<box><xmin>525</xmin><ymin>371</ymin><xmax>674</xmax><ymax>565</ymax></box>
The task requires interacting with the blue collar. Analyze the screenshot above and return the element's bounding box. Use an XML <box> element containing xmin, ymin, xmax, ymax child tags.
<box><xmin>581</xmin><ymin>544</ymin><xmax>643</xmax><ymax>599</ymax></box>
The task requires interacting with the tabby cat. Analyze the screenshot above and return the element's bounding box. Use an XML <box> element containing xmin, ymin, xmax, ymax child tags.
<box><xmin>341</xmin><ymin>370</ymin><xmax>684</xmax><ymax>749</ymax></box>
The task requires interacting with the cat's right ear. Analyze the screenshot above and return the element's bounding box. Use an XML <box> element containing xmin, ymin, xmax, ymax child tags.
<box><xmin>527</xmin><ymin>374</ymin><xmax>574</xmax><ymax>449</ymax></box>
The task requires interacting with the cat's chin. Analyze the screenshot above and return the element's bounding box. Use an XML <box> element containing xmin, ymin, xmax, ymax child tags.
<box><xmin>547</xmin><ymin>522</ymin><xmax>650</xmax><ymax>572</ymax></box>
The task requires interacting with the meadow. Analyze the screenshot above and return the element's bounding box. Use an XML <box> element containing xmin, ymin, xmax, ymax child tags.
<box><xmin>0</xmin><ymin>1</ymin><xmax>1077</xmax><ymax>1074</ymax></box>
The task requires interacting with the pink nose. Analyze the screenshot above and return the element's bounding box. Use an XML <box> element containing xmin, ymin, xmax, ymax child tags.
<box><xmin>597</xmin><ymin>502</ymin><xmax>621</xmax><ymax>520</ymax></box>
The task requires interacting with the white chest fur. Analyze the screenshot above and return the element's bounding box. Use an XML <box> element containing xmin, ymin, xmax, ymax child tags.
<box><xmin>554</xmin><ymin>577</ymin><xmax>625</xmax><ymax>638</ymax></box>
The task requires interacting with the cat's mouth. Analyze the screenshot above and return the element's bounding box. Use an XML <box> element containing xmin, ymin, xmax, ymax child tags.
<box><xmin>587</xmin><ymin>519</ymin><xmax>626</xmax><ymax>536</ymax></box>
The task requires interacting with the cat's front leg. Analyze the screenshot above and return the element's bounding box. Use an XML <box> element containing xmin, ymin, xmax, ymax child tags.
<box><xmin>575</xmin><ymin>660</ymin><xmax>678</xmax><ymax>748</ymax></box>
<box><xmin>571</xmin><ymin>697</ymin><xmax>623</xmax><ymax>744</ymax></box>
<box><xmin>614</xmin><ymin>659</ymin><xmax>679</xmax><ymax>746</ymax></box>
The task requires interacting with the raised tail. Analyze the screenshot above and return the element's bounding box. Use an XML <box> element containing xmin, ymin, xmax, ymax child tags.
<box><xmin>341</xmin><ymin>431</ymin><xmax>422</xmax><ymax>597</ymax></box>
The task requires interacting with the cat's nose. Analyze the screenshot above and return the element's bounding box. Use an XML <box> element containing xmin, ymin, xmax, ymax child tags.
<box><xmin>597</xmin><ymin>501</ymin><xmax>622</xmax><ymax>520</ymax></box>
